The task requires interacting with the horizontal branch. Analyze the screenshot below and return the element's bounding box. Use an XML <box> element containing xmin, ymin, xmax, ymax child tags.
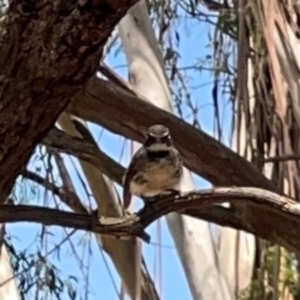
<box><xmin>0</xmin><ymin>203</ymin><xmax>150</xmax><ymax>241</ymax></box>
<box><xmin>2</xmin><ymin>187</ymin><xmax>300</xmax><ymax>253</ymax></box>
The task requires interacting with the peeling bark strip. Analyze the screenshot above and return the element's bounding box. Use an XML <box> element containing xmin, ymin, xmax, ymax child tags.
<box><xmin>0</xmin><ymin>0</ymin><xmax>137</xmax><ymax>203</ymax></box>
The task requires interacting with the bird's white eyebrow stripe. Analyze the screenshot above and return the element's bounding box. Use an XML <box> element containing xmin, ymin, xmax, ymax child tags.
<box><xmin>148</xmin><ymin>131</ymin><xmax>169</xmax><ymax>137</ymax></box>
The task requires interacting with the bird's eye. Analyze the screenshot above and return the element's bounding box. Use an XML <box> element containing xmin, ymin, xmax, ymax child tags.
<box><xmin>144</xmin><ymin>136</ymin><xmax>156</xmax><ymax>147</ymax></box>
<box><xmin>161</xmin><ymin>136</ymin><xmax>171</xmax><ymax>145</ymax></box>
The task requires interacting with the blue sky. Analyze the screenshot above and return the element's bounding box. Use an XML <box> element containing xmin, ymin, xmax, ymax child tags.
<box><xmin>8</xmin><ymin>7</ymin><xmax>233</xmax><ymax>300</ymax></box>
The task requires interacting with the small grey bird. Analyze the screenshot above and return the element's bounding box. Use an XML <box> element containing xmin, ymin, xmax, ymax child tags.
<box><xmin>123</xmin><ymin>124</ymin><xmax>183</xmax><ymax>209</ymax></box>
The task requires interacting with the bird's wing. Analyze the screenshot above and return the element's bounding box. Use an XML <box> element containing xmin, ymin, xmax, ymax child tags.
<box><xmin>122</xmin><ymin>148</ymin><xmax>144</xmax><ymax>209</ymax></box>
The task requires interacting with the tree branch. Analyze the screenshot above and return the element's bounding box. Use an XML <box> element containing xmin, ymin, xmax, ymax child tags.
<box><xmin>2</xmin><ymin>187</ymin><xmax>300</xmax><ymax>253</ymax></box>
<box><xmin>0</xmin><ymin>0</ymin><xmax>137</xmax><ymax>203</ymax></box>
<box><xmin>44</xmin><ymin>127</ymin><xmax>124</xmax><ymax>185</ymax></box>
<box><xmin>41</xmin><ymin>128</ymin><xmax>291</xmax><ymax>245</ymax></box>
<box><xmin>68</xmin><ymin>77</ymin><xmax>278</xmax><ymax>192</ymax></box>
<box><xmin>40</xmin><ymin>77</ymin><xmax>300</xmax><ymax>253</ymax></box>
<box><xmin>21</xmin><ymin>169</ymin><xmax>88</xmax><ymax>214</ymax></box>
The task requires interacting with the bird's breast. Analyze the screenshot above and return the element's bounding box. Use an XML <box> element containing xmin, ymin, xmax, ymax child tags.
<box><xmin>130</xmin><ymin>155</ymin><xmax>182</xmax><ymax>197</ymax></box>
<box><xmin>144</xmin><ymin>157</ymin><xmax>180</xmax><ymax>179</ymax></box>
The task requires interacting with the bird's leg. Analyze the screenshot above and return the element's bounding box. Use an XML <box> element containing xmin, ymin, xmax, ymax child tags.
<box><xmin>141</xmin><ymin>190</ymin><xmax>181</xmax><ymax>210</ymax></box>
<box><xmin>142</xmin><ymin>196</ymin><xmax>156</xmax><ymax>210</ymax></box>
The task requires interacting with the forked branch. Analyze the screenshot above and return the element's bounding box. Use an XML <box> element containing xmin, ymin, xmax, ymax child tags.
<box><xmin>3</xmin><ymin>187</ymin><xmax>300</xmax><ymax>253</ymax></box>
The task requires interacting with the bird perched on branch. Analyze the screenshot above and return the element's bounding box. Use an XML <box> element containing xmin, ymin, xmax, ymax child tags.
<box><xmin>123</xmin><ymin>124</ymin><xmax>183</xmax><ymax>209</ymax></box>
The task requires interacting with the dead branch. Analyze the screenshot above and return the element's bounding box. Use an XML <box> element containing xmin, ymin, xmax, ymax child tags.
<box><xmin>2</xmin><ymin>187</ymin><xmax>300</xmax><ymax>253</ymax></box>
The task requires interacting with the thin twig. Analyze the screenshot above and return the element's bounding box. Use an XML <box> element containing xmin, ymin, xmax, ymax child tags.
<box><xmin>22</xmin><ymin>169</ymin><xmax>88</xmax><ymax>214</ymax></box>
<box><xmin>262</xmin><ymin>154</ymin><xmax>300</xmax><ymax>163</ymax></box>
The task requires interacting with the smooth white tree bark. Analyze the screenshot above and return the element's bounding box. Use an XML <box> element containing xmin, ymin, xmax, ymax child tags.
<box><xmin>118</xmin><ymin>1</ymin><xmax>233</xmax><ymax>299</ymax></box>
<box><xmin>58</xmin><ymin>114</ymin><xmax>157</xmax><ymax>300</ymax></box>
